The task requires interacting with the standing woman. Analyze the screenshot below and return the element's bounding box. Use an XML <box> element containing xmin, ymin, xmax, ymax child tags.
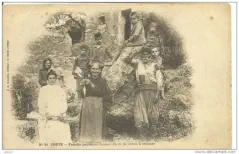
<box><xmin>39</xmin><ymin>58</ymin><xmax>53</xmax><ymax>87</ymax></box>
<box><xmin>79</xmin><ymin>62</ymin><xmax>110</xmax><ymax>142</ymax></box>
<box><xmin>38</xmin><ymin>70</ymin><xmax>72</xmax><ymax>143</ymax></box>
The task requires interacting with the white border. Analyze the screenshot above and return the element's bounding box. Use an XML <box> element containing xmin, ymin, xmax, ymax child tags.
<box><xmin>231</xmin><ymin>2</ymin><xmax>237</xmax><ymax>150</ymax></box>
<box><xmin>1</xmin><ymin>1</ymin><xmax>237</xmax><ymax>154</ymax></box>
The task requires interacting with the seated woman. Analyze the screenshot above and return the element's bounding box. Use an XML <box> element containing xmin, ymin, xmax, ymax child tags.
<box><xmin>79</xmin><ymin>62</ymin><xmax>111</xmax><ymax>142</ymax></box>
<box><xmin>38</xmin><ymin>58</ymin><xmax>53</xmax><ymax>87</ymax></box>
<box><xmin>37</xmin><ymin>70</ymin><xmax>72</xmax><ymax>143</ymax></box>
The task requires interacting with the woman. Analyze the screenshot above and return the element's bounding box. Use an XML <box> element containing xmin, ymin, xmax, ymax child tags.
<box><xmin>79</xmin><ymin>62</ymin><xmax>110</xmax><ymax>142</ymax></box>
<box><xmin>39</xmin><ymin>58</ymin><xmax>53</xmax><ymax>87</ymax></box>
<box><xmin>125</xmin><ymin>48</ymin><xmax>165</xmax><ymax>140</ymax></box>
<box><xmin>38</xmin><ymin>70</ymin><xmax>71</xmax><ymax>143</ymax></box>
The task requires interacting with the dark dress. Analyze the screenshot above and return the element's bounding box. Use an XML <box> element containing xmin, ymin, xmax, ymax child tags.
<box><xmin>80</xmin><ymin>77</ymin><xmax>111</xmax><ymax>141</ymax></box>
<box><xmin>39</xmin><ymin>68</ymin><xmax>50</xmax><ymax>87</ymax></box>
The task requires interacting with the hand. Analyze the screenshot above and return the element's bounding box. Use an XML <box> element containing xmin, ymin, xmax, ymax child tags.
<box><xmin>58</xmin><ymin>114</ymin><xmax>64</xmax><ymax>121</ymax></box>
<box><xmin>84</xmin><ymin>79</ymin><xmax>91</xmax><ymax>85</ymax></box>
<box><xmin>104</xmin><ymin>61</ymin><xmax>113</xmax><ymax>66</ymax></box>
<box><xmin>123</xmin><ymin>40</ymin><xmax>129</xmax><ymax>45</ymax></box>
<box><xmin>46</xmin><ymin>113</ymin><xmax>53</xmax><ymax>120</ymax></box>
<box><xmin>80</xmin><ymin>79</ymin><xmax>85</xmax><ymax>86</ymax></box>
<box><xmin>153</xmin><ymin>93</ymin><xmax>159</xmax><ymax>104</ymax></box>
<box><xmin>73</xmin><ymin>74</ymin><xmax>78</xmax><ymax>79</ymax></box>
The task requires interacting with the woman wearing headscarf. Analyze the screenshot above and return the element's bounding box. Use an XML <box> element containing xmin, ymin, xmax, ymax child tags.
<box><xmin>38</xmin><ymin>58</ymin><xmax>53</xmax><ymax>87</ymax></box>
<box><xmin>79</xmin><ymin>62</ymin><xmax>111</xmax><ymax>142</ymax></box>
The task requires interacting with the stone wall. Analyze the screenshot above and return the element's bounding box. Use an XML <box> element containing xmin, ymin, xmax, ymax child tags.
<box><xmin>84</xmin><ymin>10</ymin><xmax>125</xmax><ymax>55</ymax></box>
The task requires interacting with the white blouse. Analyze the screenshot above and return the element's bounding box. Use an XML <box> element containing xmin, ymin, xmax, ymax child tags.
<box><xmin>132</xmin><ymin>59</ymin><xmax>163</xmax><ymax>90</ymax></box>
<box><xmin>38</xmin><ymin>84</ymin><xmax>67</xmax><ymax>117</ymax></box>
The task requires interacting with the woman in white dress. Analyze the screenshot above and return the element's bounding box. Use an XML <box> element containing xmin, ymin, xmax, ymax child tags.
<box><xmin>38</xmin><ymin>70</ymin><xmax>72</xmax><ymax>143</ymax></box>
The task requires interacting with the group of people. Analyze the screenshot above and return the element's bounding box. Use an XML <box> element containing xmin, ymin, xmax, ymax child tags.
<box><xmin>37</xmin><ymin>11</ymin><xmax>166</xmax><ymax>143</ymax></box>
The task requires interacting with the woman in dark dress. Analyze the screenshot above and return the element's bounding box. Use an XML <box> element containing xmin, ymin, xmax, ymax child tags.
<box><xmin>79</xmin><ymin>62</ymin><xmax>111</xmax><ymax>142</ymax></box>
<box><xmin>39</xmin><ymin>58</ymin><xmax>53</xmax><ymax>87</ymax></box>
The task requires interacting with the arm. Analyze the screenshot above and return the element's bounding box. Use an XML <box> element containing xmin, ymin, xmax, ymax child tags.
<box><xmin>111</xmin><ymin>49</ymin><xmax>121</xmax><ymax>63</ymax></box>
<box><xmin>38</xmin><ymin>88</ymin><xmax>46</xmax><ymax>116</ymax></box>
<box><xmin>155</xmin><ymin>69</ymin><xmax>165</xmax><ymax>99</ymax></box>
<box><xmin>72</xmin><ymin>58</ymin><xmax>77</xmax><ymax>75</ymax></box>
<box><xmin>39</xmin><ymin>71</ymin><xmax>47</xmax><ymax>87</ymax></box>
<box><xmin>124</xmin><ymin>57</ymin><xmax>139</xmax><ymax>64</ymax></box>
<box><xmin>105</xmin><ymin>48</ymin><xmax>114</xmax><ymax>60</ymax></box>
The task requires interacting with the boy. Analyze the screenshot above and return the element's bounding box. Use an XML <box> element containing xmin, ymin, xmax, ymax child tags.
<box><xmin>151</xmin><ymin>47</ymin><xmax>163</xmax><ymax>68</ymax></box>
<box><xmin>90</xmin><ymin>32</ymin><xmax>113</xmax><ymax>77</ymax></box>
<box><xmin>105</xmin><ymin>11</ymin><xmax>146</xmax><ymax>91</ymax></box>
<box><xmin>90</xmin><ymin>32</ymin><xmax>113</xmax><ymax>65</ymax></box>
<box><xmin>110</xmin><ymin>11</ymin><xmax>146</xmax><ymax>63</ymax></box>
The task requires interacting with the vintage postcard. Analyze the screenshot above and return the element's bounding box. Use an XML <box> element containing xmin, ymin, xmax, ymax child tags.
<box><xmin>2</xmin><ymin>3</ymin><xmax>232</xmax><ymax>149</ymax></box>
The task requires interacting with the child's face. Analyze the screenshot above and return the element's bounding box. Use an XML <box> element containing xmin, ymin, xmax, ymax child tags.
<box><xmin>130</xmin><ymin>15</ymin><xmax>138</xmax><ymax>25</ymax></box>
<box><xmin>152</xmin><ymin>48</ymin><xmax>160</xmax><ymax>57</ymax></box>
<box><xmin>95</xmin><ymin>37</ymin><xmax>102</xmax><ymax>45</ymax></box>
<box><xmin>53</xmin><ymin>61</ymin><xmax>60</xmax><ymax>67</ymax></box>
<box><xmin>80</xmin><ymin>49</ymin><xmax>87</xmax><ymax>56</ymax></box>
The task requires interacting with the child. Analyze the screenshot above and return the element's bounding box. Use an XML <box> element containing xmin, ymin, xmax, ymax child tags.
<box><xmin>110</xmin><ymin>11</ymin><xmax>146</xmax><ymax>63</ymax></box>
<box><xmin>105</xmin><ymin>11</ymin><xmax>146</xmax><ymax>91</ymax></box>
<box><xmin>90</xmin><ymin>32</ymin><xmax>113</xmax><ymax>65</ymax></box>
<box><xmin>151</xmin><ymin>47</ymin><xmax>163</xmax><ymax>68</ymax></box>
<box><xmin>72</xmin><ymin>43</ymin><xmax>91</xmax><ymax>100</ymax></box>
<box><xmin>90</xmin><ymin>32</ymin><xmax>113</xmax><ymax>77</ymax></box>
<box><xmin>52</xmin><ymin>60</ymin><xmax>65</xmax><ymax>88</ymax></box>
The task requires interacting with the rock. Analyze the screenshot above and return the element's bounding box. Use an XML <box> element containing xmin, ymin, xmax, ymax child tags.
<box><xmin>107</xmin><ymin>95</ymin><xmax>135</xmax><ymax>134</ymax></box>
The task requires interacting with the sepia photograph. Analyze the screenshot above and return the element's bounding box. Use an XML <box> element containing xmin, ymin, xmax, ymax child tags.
<box><xmin>2</xmin><ymin>3</ymin><xmax>232</xmax><ymax>150</ymax></box>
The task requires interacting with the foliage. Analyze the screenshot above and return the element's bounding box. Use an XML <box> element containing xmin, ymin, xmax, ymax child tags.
<box><xmin>11</xmin><ymin>74</ymin><xmax>39</xmax><ymax>119</ymax></box>
<box><xmin>45</xmin><ymin>11</ymin><xmax>86</xmax><ymax>34</ymax></box>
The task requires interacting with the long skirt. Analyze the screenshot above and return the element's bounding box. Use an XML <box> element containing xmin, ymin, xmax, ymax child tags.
<box><xmin>105</xmin><ymin>46</ymin><xmax>142</xmax><ymax>91</ymax></box>
<box><xmin>134</xmin><ymin>90</ymin><xmax>163</xmax><ymax>128</ymax></box>
<box><xmin>38</xmin><ymin>120</ymin><xmax>72</xmax><ymax>143</ymax></box>
<box><xmin>80</xmin><ymin>97</ymin><xmax>104</xmax><ymax>142</ymax></box>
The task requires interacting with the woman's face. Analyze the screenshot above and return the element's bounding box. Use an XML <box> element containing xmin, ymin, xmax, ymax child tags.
<box><xmin>141</xmin><ymin>53</ymin><xmax>151</xmax><ymax>64</ymax></box>
<box><xmin>90</xmin><ymin>63</ymin><xmax>101</xmax><ymax>77</ymax></box>
<box><xmin>48</xmin><ymin>75</ymin><xmax>57</xmax><ymax>85</ymax></box>
<box><xmin>44</xmin><ymin>60</ymin><xmax>51</xmax><ymax>69</ymax></box>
